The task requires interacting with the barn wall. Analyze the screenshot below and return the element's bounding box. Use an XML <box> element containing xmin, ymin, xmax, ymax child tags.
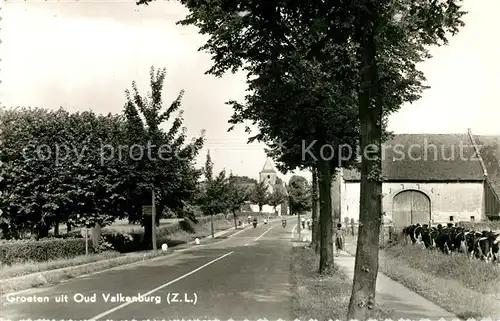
<box><xmin>339</xmin><ymin>181</ymin><xmax>484</xmax><ymax>225</ymax></box>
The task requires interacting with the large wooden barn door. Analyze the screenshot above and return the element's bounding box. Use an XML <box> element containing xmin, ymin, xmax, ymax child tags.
<box><xmin>393</xmin><ymin>191</ymin><xmax>412</xmax><ymax>227</ymax></box>
<box><xmin>411</xmin><ymin>191</ymin><xmax>431</xmax><ymax>225</ymax></box>
<box><xmin>392</xmin><ymin>190</ymin><xmax>430</xmax><ymax>227</ymax></box>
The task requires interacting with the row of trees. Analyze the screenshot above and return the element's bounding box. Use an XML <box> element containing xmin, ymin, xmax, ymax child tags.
<box><xmin>136</xmin><ymin>0</ymin><xmax>466</xmax><ymax>318</ymax></box>
<box><xmin>197</xmin><ymin>151</ymin><xmax>311</xmax><ymax>237</ymax></box>
<box><xmin>0</xmin><ymin>67</ymin><xmax>204</xmax><ymax>241</ymax></box>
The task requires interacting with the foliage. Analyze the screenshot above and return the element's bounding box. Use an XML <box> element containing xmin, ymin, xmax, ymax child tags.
<box><xmin>122</xmin><ymin>67</ymin><xmax>205</xmax><ymax>226</ymax></box>
<box><xmin>0</xmin><ymin>66</ymin><xmax>205</xmax><ymax>240</ymax></box>
<box><xmin>0</xmin><ymin>238</ymin><xmax>94</xmax><ymax>265</ymax></box>
<box><xmin>288</xmin><ymin>176</ymin><xmax>311</xmax><ymax>215</ymax></box>
<box><xmin>227</xmin><ymin>173</ymin><xmax>250</xmax><ymax>214</ymax></box>
<box><xmin>100</xmin><ymin>231</ymin><xmax>142</xmax><ymax>253</ymax></box>
<box><xmin>198</xmin><ymin>151</ymin><xmax>231</xmax><ymax>216</ymax></box>
<box><xmin>268</xmin><ymin>189</ymin><xmax>286</xmax><ymax>212</ymax></box>
<box><xmin>249</xmin><ymin>181</ymin><xmax>270</xmax><ymax>212</ymax></box>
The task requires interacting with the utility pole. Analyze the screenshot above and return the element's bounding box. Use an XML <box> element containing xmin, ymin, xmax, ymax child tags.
<box><xmin>297</xmin><ymin>212</ymin><xmax>302</xmax><ymax>241</ymax></box>
<box><xmin>84</xmin><ymin>227</ymin><xmax>88</xmax><ymax>255</ymax></box>
<box><xmin>152</xmin><ymin>187</ymin><xmax>157</xmax><ymax>250</ymax></box>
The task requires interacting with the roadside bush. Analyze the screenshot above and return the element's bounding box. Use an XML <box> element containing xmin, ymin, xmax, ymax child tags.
<box><xmin>100</xmin><ymin>231</ymin><xmax>143</xmax><ymax>253</ymax></box>
<box><xmin>0</xmin><ymin>238</ymin><xmax>93</xmax><ymax>265</ymax></box>
<box><xmin>0</xmin><ymin>214</ymin><xmax>234</xmax><ymax>260</ymax></box>
<box><xmin>178</xmin><ymin>219</ymin><xmax>196</xmax><ymax>233</ymax></box>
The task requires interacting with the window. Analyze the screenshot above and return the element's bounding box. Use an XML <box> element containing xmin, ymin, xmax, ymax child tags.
<box><xmin>449</xmin><ymin>216</ymin><xmax>454</xmax><ymax>222</ymax></box>
<box><xmin>470</xmin><ymin>216</ymin><xmax>475</xmax><ymax>221</ymax></box>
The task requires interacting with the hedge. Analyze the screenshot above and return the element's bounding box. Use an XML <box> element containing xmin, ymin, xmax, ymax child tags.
<box><xmin>0</xmin><ymin>238</ymin><xmax>93</xmax><ymax>265</ymax></box>
<box><xmin>0</xmin><ymin>213</ymin><xmax>234</xmax><ymax>265</ymax></box>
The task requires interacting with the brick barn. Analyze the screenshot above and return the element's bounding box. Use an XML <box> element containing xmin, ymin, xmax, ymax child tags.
<box><xmin>332</xmin><ymin>129</ymin><xmax>500</xmax><ymax>228</ymax></box>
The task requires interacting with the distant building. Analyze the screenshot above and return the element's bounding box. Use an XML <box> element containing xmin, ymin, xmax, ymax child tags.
<box><xmin>256</xmin><ymin>158</ymin><xmax>288</xmax><ymax>215</ymax></box>
<box><xmin>332</xmin><ymin>130</ymin><xmax>500</xmax><ymax>228</ymax></box>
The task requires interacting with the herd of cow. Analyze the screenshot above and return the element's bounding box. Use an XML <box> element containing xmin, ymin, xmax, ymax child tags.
<box><xmin>402</xmin><ymin>223</ymin><xmax>500</xmax><ymax>263</ymax></box>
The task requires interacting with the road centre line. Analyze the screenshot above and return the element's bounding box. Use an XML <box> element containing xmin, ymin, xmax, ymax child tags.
<box><xmin>2</xmin><ymin>222</ymin><xmax>272</xmax><ymax>299</ymax></box>
<box><xmin>255</xmin><ymin>226</ymin><xmax>273</xmax><ymax>242</ymax></box>
<box><xmin>87</xmin><ymin>251</ymin><xmax>234</xmax><ymax>321</ymax></box>
<box><xmin>291</xmin><ymin>224</ymin><xmax>298</xmax><ymax>239</ymax></box>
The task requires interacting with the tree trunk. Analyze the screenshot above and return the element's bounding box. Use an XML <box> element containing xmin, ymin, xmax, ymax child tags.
<box><xmin>143</xmin><ymin>217</ymin><xmax>153</xmax><ymax>249</ymax></box>
<box><xmin>233</xmin><ymin>210</ymin><xmax>237</xmax><ymax>229</ymax></box>
<box><xmin>36</xmin><ymin>224</ymin><xmax>50</xmax><ymax>239</ymax></box>
<box><xmin>315</xmin><ymin>173</ymin><xmax>321</xmax><ymax>253</ymax></box>
<box><xmin>259</xmin><ymin>204</ymin><xmax>263</xmax><ymax>212</ymax></box>
<box><xmin>311</xmin><ymin>167</ymin><xmax>319</xmax><ymax>250</ymax></box>
<box><xmin>317</xmin><ymin>160</ymin><xmax>334</xmax><ymax>274</ymax></box>
<box><xmin>210</xmin><ymin>213</ymin><xmax>214</xmax><ymax>238</ymax></box>
<box><xmin>66</xmin><ymin>222</ymin><xmax>72</xmax><ymax>233</ymax></box>
<box><xmin>347</xmin><ymin>3</ymin><xmax>383</xmax><ymax>318</ymax></box>
<box><xmin>54</xmin><ymin>221</ymin><xmax>59</xmax><ymax>236</ymax></box>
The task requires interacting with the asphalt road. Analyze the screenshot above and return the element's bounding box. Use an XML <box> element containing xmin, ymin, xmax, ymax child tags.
<box><xmin>1</xmin><ymin>218</ymin><xmax>301</xmax><ymax>321</ymax></box>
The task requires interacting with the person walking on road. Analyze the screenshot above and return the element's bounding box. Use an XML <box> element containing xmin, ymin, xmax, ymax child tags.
<box><xmin>301</xmin><ymin>217</ymin><xmax>306</xmax><ymax>229</ymax></box>
<box><xmin>335</xmin><ymin>223</ymin><xmax>345</xmax><ymax>257</ymax></box>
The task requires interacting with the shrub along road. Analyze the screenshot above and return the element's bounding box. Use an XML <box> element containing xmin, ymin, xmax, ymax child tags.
<box><xmin>1</xmin><ymin>219</ymin><xmax>295</xmax><ymax>320</ymax></box>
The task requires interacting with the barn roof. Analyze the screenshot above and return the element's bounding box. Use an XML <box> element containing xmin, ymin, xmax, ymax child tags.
<box><xmin>343</xmin><ymin>133</ymin><xmax>489</xmax><ymax>182</ymax></box>
<box><xmin>473</xmin><ymin>135</ymin><xmax>500</xmax><ymax>197</ymax></box>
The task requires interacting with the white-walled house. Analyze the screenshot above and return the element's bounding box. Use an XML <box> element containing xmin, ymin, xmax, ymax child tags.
<box><xmin>332</xmin><ymin>130</ymin><xmax>500</xmax><ymax>228</ymax></box>
<box><xmin>248</xmin><ymin>158</ymin><xmax>288</xmax><ymax>215</ymax></box>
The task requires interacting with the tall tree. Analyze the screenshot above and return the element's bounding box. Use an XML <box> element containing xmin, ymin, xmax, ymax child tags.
<box><xmin>227</xmin><ymin>173</ymin><xmax>249</xmax><ymax>228</ymax></box>
<box><xmin>122</xmin><ymin>66</ymin><xmax>204</xmax><ymax>247</ymax></box>
<box><xmin>199</xmin><ymin>151</ymin><xmax>231</xmax><ymax>237</ymax></box>
<box><xmin>346</xmin><ymin>2</ymin><xmax>465</xmax><ymax>318</ymax></box>
<box><xmin>287</xmin><ymin>176</ymin><xmax>311</xmax><ymax>216</ymax></box>
<box><xmin>250</xmin><ymin>181</ymin><xmax>269</xmax><ymax>212</ymax></box>
<box><xmin>137</xmin><ymin>0</ymin><xmax>465</xmax><ymax>316</ymax></box>
<box><xmin>165</xmin><ymin>0</ymin><xmax>362</xmax><ymax>273</ymax></box>
<box><xmin>267</xmin><ymin>189</ymin><xmax>286</xmax><ymax>215</ymax></box>
<box><xmin>311</xmin><ymin>168</ymin><xmax>320</xmax><ymax>252</ymax></box>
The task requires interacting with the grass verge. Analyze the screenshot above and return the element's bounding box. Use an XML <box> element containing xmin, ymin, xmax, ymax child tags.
<box><xmin>291</xmin><ymin>245</ymin><xmax>392</xmax><ymax>320</ymax></box>
<box><xmin>344</xmin><ymin>235</ymin><xmax>500</xmax><ymax>319</ymax></box>
<box><xmin>157</xmin><ymin>218</ymin><xmax>236</xmax><ymax>247</ymax></box>
<box><xmin>0</xmin><ymin>251</ymin><xmax>122</xmax><ymax>279</ymax></box>
<box><xmin>0</xmin><ymin>249</ymin><xmax>173</xmax><ymax>295</ymax></box>
<box><xmin>0</xmin><ymin>218</ymin><xmax>241</xmax><ymax>295</ymax></box>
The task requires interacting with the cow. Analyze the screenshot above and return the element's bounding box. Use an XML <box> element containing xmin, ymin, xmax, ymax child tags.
<box><xmin>403</xmin><ymin>223</ymin><xmax>421</xmax><ymax>244</ymax></box>
<box><xmin>472</xmin><ymin>230</ymin><xmax>493</xmax><ymax>261</ymax></box>
<box><xmin>434</xmin><ymin>224</ymin><xmax>454</xmax><ymax>254</ymax></box>
<box><xmin>420</xmin><ymin>225</ymin><xmax>437</xmax><ymax>249</ymax></box>
<box><xmin>491</xmin><ymin>231</ymin><xmax>500</xmax><ymax>263</ymax></box>
<box><xmin>401</xmin><ymin>222</ymin><xmax>499</xmax><ymax>264</ymax></box>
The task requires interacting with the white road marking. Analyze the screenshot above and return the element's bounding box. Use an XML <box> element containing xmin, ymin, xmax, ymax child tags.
<box><xmin>87</xmin><ymin>251</ymin><xmax>234</xmax><ymax>321</ymax></box>
<box><xmin>2</xmin><ymin>225</ymin><xmax>258</xmax><ymax>299</ymax></box>
<box><xmin>255</xmin><ymin>226</ymin><xmax>273</xmax><ymax>242</ymax></box>
<box><xmin>292</xmin><ymin>224</ymin><xmax>303</xmax><ymax>240</ymax></box>
<box><xmin>229</xmin><ymin>224</ymin><xmax>253</xmax><ymax>237</ymax></box>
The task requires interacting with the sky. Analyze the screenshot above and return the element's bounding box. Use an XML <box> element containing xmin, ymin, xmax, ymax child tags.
<box><xmin>1</xmin><ymin>0</ymin><xmax>499</xmax><ymax>183</ymax></box>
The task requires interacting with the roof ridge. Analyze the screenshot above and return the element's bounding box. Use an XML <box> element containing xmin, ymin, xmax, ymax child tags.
<box><xmin>260</xmin><ymin>158</ymin><xmax>276</xmax><ymax>173</ymax></box>
<box><xmin>468</xmin><ymin>129</ymin><xmax>488</xmax><ymax>177</ymax></box>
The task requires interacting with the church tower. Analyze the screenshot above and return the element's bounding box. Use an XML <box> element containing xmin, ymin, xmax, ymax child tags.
<box><xmin>259</xmin><ymin>158</ymin><xmax>277</xmax><ymax>193</ymax></box>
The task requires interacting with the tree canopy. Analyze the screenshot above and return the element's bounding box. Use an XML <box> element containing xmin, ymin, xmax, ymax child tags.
<box><xmin>249</xmin><ymin>181</ymin><xmax>270</xmax><ymax>212</ymax></box>
<box><xmin>287</xmin><ymin>175</ymin><xmax>311</xmax><ymax>215</ymax></box>
<box><xmin>0</xmin><ymin>66</ymin><xmax>205</xmax><ymax>240</ymax></box>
